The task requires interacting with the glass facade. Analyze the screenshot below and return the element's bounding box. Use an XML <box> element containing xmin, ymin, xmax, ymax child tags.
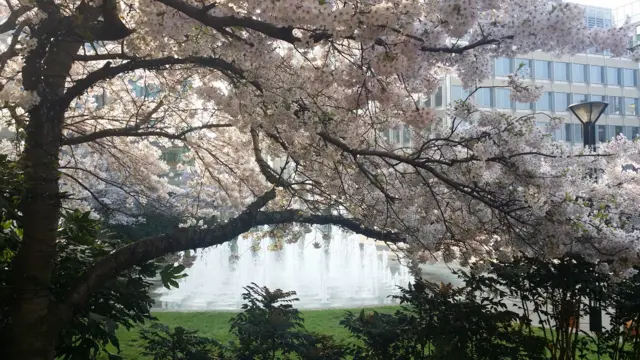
<box><xmin>554</xmin><ymin>62</ymin><xmax>569</xmax><ymax>81</ymax></box>
<box><xmin>572</xmin><ymin>64</ymin><xmax>586</xmax><ymax>83</ymax></box>
<box><xmin>585</xmin><ymin>6</ymin><xmax>613</xmax><ymax>29</ymax></box>
<box><xmin>598</xmin><ymin>125</ymin><xmax>607</xmax><ymax>142</ymax></box>
<box><xmin>565</xmin><ymin>123</ymin><xmax>574</xmax><ymax>142</ymax></box>
<box><xmin>495</xmin><ymin>89</ymin><xmax>511</xmax><ymax>109</ymax></box>
<box><xmin>590</xmin><ymin>65</ymin><xmax>604</xmax><ymax>84</ymax></box>
<box><xmin>495</xmin><ymin>57</ymin><xmax>511</xmax><ymax>76</ymax></box>
<box><xmin>534</xmin><ymin>60</ymin><xmax>550</xmax><ymax>79</ymax></box>
<box><xmin>475</xmin><ymin>88</ymin><xmax>492</xmax><ymax>107</ymax></box>
<box><xmin>516</xmin><ymin>101</ymin><xmax>532</xmax><ymax>110</ymax></box>
<box><xmin>607</xmin><ymin>67</ymin><xmax>620</xmax><ymax>85</ymax></box>
<box><xmin>573</xmin><ymin>93</ymin><xmax>587</xmax><ymax>104</ymax></box>
<box><xmin>609</xmin><ymin>96</ymin><xmax>623</xmax><ymax>115</ymax></box>
<box><xmin>402</xmin><ymin>125</ymin><xmax>411</xmax><ymax>145</ymax></box>
<box><xmin>554</xmin><ymin>92</ymin><xmax>569</xmax><ymax>111</ymax></box>
<box><xmin>625</xmin><ymin>97</ymin><xmax>638</xmax><ymax>116</ymax></box>
<box><xmin>536</xmin><ymin>92</ymin><xmax>552</xmax><ymax>111</ymax></box>
<box><xmin>516</xmin><ymin>58</ymin><xmax>531</xmax><ymax>78</ymax></box>
<box><xmin>623</xmin><ymin>69</ymin><xmax>637</xmax><ymax>87</ymax></box>
<box><xmin>451</xmin><ymin>86</ymin><xmax>469</xmax><ymax>102</ymax></box>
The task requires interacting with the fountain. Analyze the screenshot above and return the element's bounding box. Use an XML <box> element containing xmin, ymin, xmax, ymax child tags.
<box><xmin>152</xmin><ymin>229</ymin><xmax>415</xmax><ymax>310</ymax></box>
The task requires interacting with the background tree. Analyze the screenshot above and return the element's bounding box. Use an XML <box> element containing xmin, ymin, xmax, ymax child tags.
<box><xmin>0</xmin><ymin>0</ymin><xmax>638</xmax><ymax>359</ymax></box>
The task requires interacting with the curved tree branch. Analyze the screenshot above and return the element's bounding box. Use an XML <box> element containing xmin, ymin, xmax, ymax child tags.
<box><xmin>60</xmin><ymin>55</ymin><xmax>262</xmax><ymax>108</ymax></box>
<box><xmin>57</xmin><ymin>196</ymin><xmax>403</xmax><ymax>329</ymax></box>
<box><xmin>62</xmin><ymin>122</ymin><xmax>233</xmax><ymax>146</ymax></box>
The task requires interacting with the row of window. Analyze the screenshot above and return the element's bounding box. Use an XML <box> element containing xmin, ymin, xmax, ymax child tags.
<box><xmin>447</xmin><ymin>86</ymin><xmax>639</xmax><ymax>116</ymax></box>
<box><xmin>385</xmin><ymin>122</ymin><xmax>640</xmax><ymax>148</ymax></box>
<box><xmin>545</xmin><ymin>123</ymin><xmax>640</xmax><ymax>144</ymax></box>
<box><xmin>494</xmin><ymin>58</ymin><xmax>638</xmax><ymax>87</ymax></box>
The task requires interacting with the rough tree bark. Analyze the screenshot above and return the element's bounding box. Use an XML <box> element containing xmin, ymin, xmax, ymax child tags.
<box><xmin>5</xmin><ymin>1</ymin><xmax>119</xmax><ymax>358</ymax></box>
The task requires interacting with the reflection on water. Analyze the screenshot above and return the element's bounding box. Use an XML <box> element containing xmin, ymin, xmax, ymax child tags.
<box><xmin>152</xmin><ymin>230</ymin><xmax>417</xmax><ymax>310</ymax></box>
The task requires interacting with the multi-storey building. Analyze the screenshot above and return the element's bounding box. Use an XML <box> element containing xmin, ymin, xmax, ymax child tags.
<box><xmin>386</xmin><ymin>2</ymin><xmax>640</xmax><ymax>149</ymax></box>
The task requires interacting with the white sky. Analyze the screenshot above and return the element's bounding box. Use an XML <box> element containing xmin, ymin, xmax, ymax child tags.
<box><xmin>572</xmin><ymin>0</ymin><xmax>634</xmax><ymax>9</ymax></box>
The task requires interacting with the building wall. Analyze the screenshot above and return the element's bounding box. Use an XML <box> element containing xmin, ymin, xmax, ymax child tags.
<box><xmin>383</xmin><ymin>3</ymin><xmax>640</xmax><ymax>149</ymax></box>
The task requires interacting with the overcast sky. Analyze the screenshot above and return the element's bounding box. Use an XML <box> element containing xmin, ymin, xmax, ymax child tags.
<box><xmin>572</xmin><ymin>0</ymin><xmax>634</xmax><ymax>9</ymax></box>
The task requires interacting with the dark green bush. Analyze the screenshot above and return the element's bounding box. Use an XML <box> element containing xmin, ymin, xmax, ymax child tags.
<box><xmin>139</xmin><ymin>323</ymin><xmax>226</xmax><ymax>360</ymax></box>
<box><xmin>340</xmin><ymin>278</ymin><xmax>546</xmax><ymax>360</ymax></box>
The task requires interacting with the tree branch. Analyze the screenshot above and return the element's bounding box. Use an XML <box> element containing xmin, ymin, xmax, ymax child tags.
<box><xmin>58</xmin><ymin>207</ymin><xmax>402</xmax><ymax>325</ymax></box>
<box><xmin>155</xmin><ymin>0</ymin><xmax>515</xmax><ymax>53</ymax></box>
<box><xmin>155</xmin><ymin>0</ymin><xmax>300</xmax><ymax>43</ymax></box>
<box><xmin>59</xmin><ymin>55</ymin><xmax>262</xmax><ymax>108</ymax></box>
<box><xmin>250</xmin><ymin>127</ymin><xmax>290</xmax><ymax>187</ymax></box>
<box><xmin>62</xmin><ymin>122</ymin><xmax>232</xmax><ymax>146</ymax></box>
<box><xmin>0</xmin><ymin>5</ymin><xmax>31</xmax><ymax>34</ymax></box>
<box><xmin>73</xmin><ymin>53</ymin><xmax>135</xmax><ymax>61</ymax></box>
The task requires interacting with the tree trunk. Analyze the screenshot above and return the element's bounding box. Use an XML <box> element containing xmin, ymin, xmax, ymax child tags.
<box><xmin>6</xmin><ymin>109</ymin><xmax>64</xmax><ymax>360</ymax></box>
<box><xmin>5</xmin><ymin>33</ymin><xmax>83</xmax><ymax>359</ymax></box>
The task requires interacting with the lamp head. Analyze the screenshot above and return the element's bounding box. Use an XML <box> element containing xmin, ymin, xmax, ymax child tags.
<box><xmin>568</xmin><ymin>101</ymin><xmax>609</xmax><ymax>125</ymax></box>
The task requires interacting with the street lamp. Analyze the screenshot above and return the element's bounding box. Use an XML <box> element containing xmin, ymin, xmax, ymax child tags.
<box><xmin>567</xmin><ymin>100</ymin><xmax>609</xmax><ymax>334</ymax></box>
<box><xmin>568</xmin><ymin>101</ymin><xmax>608</xmax><ymax>151</ymax></box>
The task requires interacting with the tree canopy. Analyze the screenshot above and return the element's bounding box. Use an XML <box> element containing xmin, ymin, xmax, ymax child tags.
<box><xmin>0</xmin><ymin>0</ymin><xmax>639</xmax><ymax>359</ymax></box>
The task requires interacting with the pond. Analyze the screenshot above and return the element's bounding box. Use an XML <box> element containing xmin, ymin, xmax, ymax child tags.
<box><xmin>151</xmin><ymin>228</ymin><xmax>428</xmax><ymax>310</ymax></box>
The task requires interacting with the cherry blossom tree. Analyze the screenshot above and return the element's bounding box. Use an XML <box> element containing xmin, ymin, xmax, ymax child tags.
<box><xmin>0</xmin><ymin>0</ymin><xmax>639</xmax><ymax>359</ymax></box>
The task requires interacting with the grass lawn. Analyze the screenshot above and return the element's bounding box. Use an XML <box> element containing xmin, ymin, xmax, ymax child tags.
<box><xmin>109</xmin><ymin>306</ymin><xmax>399</xmax><ymax>360</ymax></box>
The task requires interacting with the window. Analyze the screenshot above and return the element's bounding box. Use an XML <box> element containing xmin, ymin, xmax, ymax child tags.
<box><xmin>572</xmin><ymin>64</ymin><xmax>586</xmax><ymax>83</ymax></box>
<box><xmin>495</xmin><ymin>57</ymin><xmax>511</xmax><ymax>76</ymax></box>
<box><xmin>590</xmin><ymin>65</ymin><xmax>603</xmax><ymax>84</ymax></box>
<box><xmin>573</xmin><ymin>93</ymin><xmax>587</xmax><ymax>104</ymax></box>
<box><xmin>607</xmin><ymin>67</ymin><xmax>620</xmax><ymax>85</ymax></box>
<box><xmin>495</xmin><ymin>89</ymin><xmax>512</xmax><ymax>109</ymax></box>
<box><xmin>451</xmin><ymin>86</ymin><xmax>469</xmax><ymax>102</ymax></box>
<box><xmin>534</xmin><ymin>60</ymin><xmax>550</xmax><ymax>79</ymax></box>
<box><xmin>475</xmin><ymin>88</ymin><xmax>492</xmax><ymax>108</ymax></box>
<box><xmin>423</xmin><ymin>95</ymin><xmax>431</xmax><ymax>107</ymax></box>
<box><xmin>565</xmin><ymin>123</ymin><xmax>574</xmax><ymax>142</ymax></box>
<box><xmin>615</xmin><ymin>125</ymin><xmax>624</xmax><ymax>137</ymax></box>
<box><xmin>565</xmin><ymin>124</ymin><xmax>584</xmax><ymax>143</ymax></box>
<box><xmin>554</xmin><ymin>92</ymin><xmax>569</xmax><ymax>111</ymax></box>
<box><xmin>590</xmin><ymin>94</ymin><xmax>604</xmax><ymax>102</ymax></box>
<box><xmin>623</xmin><ymin>69</ymin><xmax>637</xmax><ymax>87</ymax></box>
<box><xmin>391</xmin><ymin>128</ymin><xmax>401</xmax><ymax>143</ymax></box>
<box><xmin>633</xmin><ymin>127</ymin><xmax>640</xmax><ymax>139</ymax></box>
<box><xmin>608</xmin><ymin>96</ymin><xmax>623</xmax><ymax>115</ymax></box>
<box><xmin>435</xmin><ymin>87</ymin><xmax>443</xmax><ymax>107</ymax></box>
<box><xmin>402</xmin><ymin>125</ymin><xmax>411</xmax><ymax>145</ymax></box>
<box><xmin>574</xmin><ymin>124</ymin><xmax>583</xmax><ymax>143</ymax></box>
<box><xmin>625</xmin><ymin>97</ymin><xmax>638</xmax><ymax>116</ymax></box>
<box><xmin>554</xmin><ymin>62</ymin><xmax>569</xmax><ymax>81</ymax></box>
<box><xmin>516</xmin><ymin>101</ymin><xmax>532</xmax><ymax>110</ymax></box>
<box><xmin>516</xmin><ymin>58</ymin><xmax>531</xmax><ymax>78</ymax></box>
<box><xmin>598</xmin><ymin>125</ymin><xmax>607</xmax><ymax>142</ymax></box>
<box><xmin>536</xmin><ymin>92</ymin><xmax>552</xmax><ymax>111</ymax></box>
<box><xmin>536</xmin><ymin>122</ymin><xmax>550</xmax><ymax>133</ymax></box>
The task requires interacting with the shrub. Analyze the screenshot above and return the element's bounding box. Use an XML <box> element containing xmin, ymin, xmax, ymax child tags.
<box><xmin>341</xmin><ymin>278</ymin><xmax>546</xmax><ymax>360</ymax></box>
<box><xmin>139</xmin><ymin>323</ymin><xmax>226</xmax><ymax>360</ymax></box>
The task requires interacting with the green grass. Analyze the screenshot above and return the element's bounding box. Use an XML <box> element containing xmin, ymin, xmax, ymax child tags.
<box><xmin>108</xmin><ymin>306</ymin><xmax>399</xmax><ymax>360</ymax></box>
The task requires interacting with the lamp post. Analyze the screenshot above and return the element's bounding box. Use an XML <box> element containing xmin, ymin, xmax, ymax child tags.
<box><xmin>568</xmin><ymin>101</ymin><xmax>608</xmax><ymax>152</ymax></box>
<box><xmin>567</xmin><ymin>101</ymin><xmax>609</xmax><ymax>334</ymax></box>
